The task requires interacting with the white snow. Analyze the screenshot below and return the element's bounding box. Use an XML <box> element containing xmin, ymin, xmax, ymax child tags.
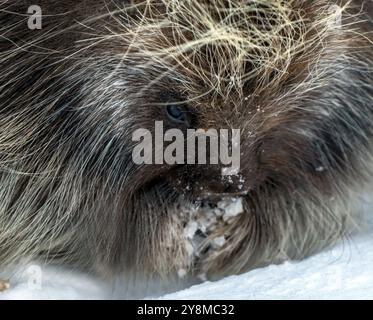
<box><xmin>1</xmin><ymin>196</ymin><xmax>373</xmax><ymax>299</ymax></box>
<box><xmin>0</xmin><ymin>265</ymin><xmax>111</xmax><ymax>300</ymax></box>
<box><xmin>179</xmin><ymin>197</ymin><xmax>244</xmax><ymax>277</ymax></box>
<box><xmin>218</xmin><ymin>197</ymin><xmax>243</xmax><ymax>221</ymax></box>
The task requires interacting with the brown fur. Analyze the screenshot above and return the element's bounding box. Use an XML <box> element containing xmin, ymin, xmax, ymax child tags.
<box><xmin>0</xmin><ymin>0</ymin><xmax>372</xmax><ymax>282</ymax></box>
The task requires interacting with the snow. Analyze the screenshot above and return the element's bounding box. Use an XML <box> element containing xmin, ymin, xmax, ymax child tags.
<box><xmin>0</xmin><ymin>265</ymin><xmax>110</xmax><ymax>300</ymax></box>
<box><xmin>1</xmin><ymin>197</ymin><xmax>373</xmax><ymax>299</ymax></box>
<box><xmin>218</xmin><ymin>197</ymin><xmax>243</xmax><ymax>221</ymax></box>
<box><xmin>162</xmin><ymin>237</ymin><xmax>373</xmax><ymax>299</ymax></box>
<box><xmin>179</xmin><ymin>197</ymin><xmax>244</xmax><ymax>277</ymax></box>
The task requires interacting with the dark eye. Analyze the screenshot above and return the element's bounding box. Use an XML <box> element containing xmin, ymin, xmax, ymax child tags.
<box><xmin>166</xmin><ymin>105</ymin><xmax>189</xmax><ymax>124</ymax></box>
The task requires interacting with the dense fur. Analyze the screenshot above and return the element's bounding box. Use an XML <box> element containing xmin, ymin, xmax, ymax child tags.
<box><xmin>0</xmin><ymin>0</ymin><xmax>373</xmax><ymax>281</ymax></box>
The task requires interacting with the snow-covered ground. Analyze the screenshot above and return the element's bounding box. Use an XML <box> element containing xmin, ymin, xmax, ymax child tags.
<box><xmin>1</xmin><ymin>197</ymin><xmax>373</xmax><ymax>300</ymax></box>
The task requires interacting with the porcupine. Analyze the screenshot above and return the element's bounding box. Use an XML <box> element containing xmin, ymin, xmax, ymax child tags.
<box><xmin>0</xmin><ymin>0</ymin><xmax>372</xmax><ymax>286</ymax></box>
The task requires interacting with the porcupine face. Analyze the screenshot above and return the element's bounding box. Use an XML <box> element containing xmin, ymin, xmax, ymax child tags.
<box><xmin>0</xmin><ymin>0</ymin><xmax>372</xmax><ymax>280</ymax></box>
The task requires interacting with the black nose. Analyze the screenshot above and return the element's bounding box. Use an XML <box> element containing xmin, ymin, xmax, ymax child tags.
<box><xmin>186</xmin><ymin>166</ymin><xmax>249</xmax><ymax>198</ymax></box>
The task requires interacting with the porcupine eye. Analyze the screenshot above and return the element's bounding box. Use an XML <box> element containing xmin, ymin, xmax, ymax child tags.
<box><xmin>166</xmin><ymin>104</ymin><xmax>190</xmax><ymax>126</ymax></box>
